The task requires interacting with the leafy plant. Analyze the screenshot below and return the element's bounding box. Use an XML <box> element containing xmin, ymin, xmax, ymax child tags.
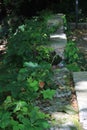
<box><xmin>64</xmin><ymin>40</ymin><xmax>87</xmax><ymax>71</ymax></box>
<box><xmin>0</xmin><ymin>63</ymin><xmax>54</xmax><ymax>129</ymax></box>
<box><xmin>0</xmin><ymin>14</ymin><xmax>58</xmax><ymax>130</ymax></box>
<box><xmin>36</xmin><ymin>45</ymin><xmax>53</xmax><ymax>63</ymax></box>
<box><xmin>66</xmin><ymin>63</ymin><xmax>80</xmax><ymax>72</ymax></box>
<box><xmin>0</xmin><ymin>61</ymin><xmax>56</xmax><ymax>129</ymax></box>
<box><xmin>0</xmin><ymin>96</ymin><xmax>50</xmax><ymax>130</ymax></box>
<box><xmin>4</xmin><ymin>16</ymin><xmax>56</xmax><ymax>66</ymax></box>
<box><xmin>41</xmin><ymin>89</ymin><xmax>56</xmax><ymax>100</ymax></box>
<box><xmin>64</xmin><ymin>41</ymin><xmax>79</xmax><ymax>64</ymax></box>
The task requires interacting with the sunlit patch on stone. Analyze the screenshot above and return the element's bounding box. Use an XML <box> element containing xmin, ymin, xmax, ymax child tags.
<box><xmin>76</xmin><ymin>81</ymin><xmax>87</xmax><ymax>91</ymax></box>
<box><xmin>50</xmin><ymin>34</ymin><xmax>66</xmax><ymax>40</ymax></box>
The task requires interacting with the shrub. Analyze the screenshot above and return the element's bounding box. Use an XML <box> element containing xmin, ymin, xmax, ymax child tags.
<box><xmin>4</xmin><ymin>16</ymin><xmax>59</xmax><ymax>66</ymax></box>
<box><xmin>64</xmin><ymin>40</ymin><xmax>87</xmax><ymax>71</ymax></box>
<box><xmin>64</xmin><ymin>41</ymin><xmax>79</xmax><ymax>64</ymax></box>
<box><xmin>0</xmin><ymin>61</ymin><xmax>56</xmax><ymax>130</ymax></box>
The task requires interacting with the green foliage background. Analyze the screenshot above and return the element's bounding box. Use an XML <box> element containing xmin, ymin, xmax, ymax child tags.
<box><xmin>0</xmin><ymin>13</ymin><xmax>58</xmax><ymax>129</ymax></box>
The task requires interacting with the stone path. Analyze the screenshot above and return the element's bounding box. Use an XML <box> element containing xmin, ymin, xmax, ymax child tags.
<box><xmin>46</xmin><ymin>14</ymin><xmax>80</xmax><ymax>130</ymax></box>
<box><xmin>73</xmin><ymin>72</ymin><xmax>87</xmax><ymax>130</ymax></box>
<box><xmin>47</xmin><ymin>14</ymin><xmax>87</xmax><ymax>130</ymax></box>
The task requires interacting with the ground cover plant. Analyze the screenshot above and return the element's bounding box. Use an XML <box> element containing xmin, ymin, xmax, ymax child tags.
<box><xmin>0</xmin><ymin>13</ymin><xmax>61</xmax><ymax>130</ymax></box>
<box><xmin>64</xmin><ymin>40</ymin><xmax>81</xmax><ymax>71</ymax></box>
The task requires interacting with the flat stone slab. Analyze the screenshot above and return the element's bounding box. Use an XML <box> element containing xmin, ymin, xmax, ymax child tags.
<box><xmin>73</xmin><ymin>72</ymin><xmax>87</xmax><ymax>83</ymax></box>
<box><xmin>50</xmin><ymin>33</ymin><xmax>67</xmax><ymax>59</ymax></box>
<box><xmin>47</xmin><ymin>14</ymin><xmax>67</xmax><ymax>59</ymax></box>
<box><xmin>73</xmin><ymin>72</ymin><xmax>87</xmax><ymax>130</ymax></box>
<box><xmin>50</xmin><ymin>33</ymin><xmax>67</xmax><ymax>50</ymax></box>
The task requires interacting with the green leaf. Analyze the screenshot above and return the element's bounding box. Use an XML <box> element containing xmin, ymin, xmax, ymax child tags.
<box><xmin>13</xmin><ymin>125</ymin><xmax>20</xmax><ymax>130</ymax></box>
<box><xmin>17</xmin><ymin>68</ymin><xmax>28</xmax><ymax>81</ymax></box>
<box><xmin>41</xmin><ymin>89</ymin><xmax>56</xmax><ymax>99</ymax></box>
<box><xmin>4</xmin><ymin>96</ymin><xmax>12</xmax><ymax>104</ymax></box>
<box><xmin>34</xmin><ymin>119</ymin><xmax>50</xmax><ymax>130</ymax></box>
<box><xmin>38</xmin><ymin>120</ymin><xmax>50</xmax><ymax>129</ymax></box>
<box><xmin>0</xmin><ymin>111</ymin><xmax>11</xmax><ymax>128</ymax></box>
<box><xmin>27</xmin><ymin>78</ymin><xmax>39</xmax><ymax>91</ymax></box>
<box><xmin>29</xmin><ymin>107</ymin><xmax>46</xmax><ymax>122</ymax></box>
<box><xmin>11</xmin><ymin>120</ymin><xmax>19</xmax><ymax>126</ymax></box>
<box><xmin>13</xmin><ymin>124</ymin><xmax>24</xmax><ymax>130</ymax></box>
<box><xmin>21</xmin><ymin>118</ymin><xmax>31</xmax><ymax>128</ymax></box>
<box><xmin>14</xmin><ymin>101</ymin><xmax>27</xmax><ymax>112</ymax></box>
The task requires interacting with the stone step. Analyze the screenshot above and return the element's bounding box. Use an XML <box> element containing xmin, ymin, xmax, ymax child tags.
<box><xmin>73</xmin><ymin>72</ymin><xmax>87</xmax><ymax>130</ymax></box>
<box><xmin>50</xmin><ymin>33</ymin><xmax>66</xmax><ymax>41</ymax></box>
<box><xmin>50</xmin><ymin>33</ymin><xmax>67</xmax><ymax>59</ymax></box>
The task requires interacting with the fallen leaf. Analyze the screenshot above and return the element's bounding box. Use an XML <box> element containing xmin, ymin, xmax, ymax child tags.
<box><xmin>39</xmin><ymin>81</ymin><xmax>45</xmax><ymax>89</ymax></box>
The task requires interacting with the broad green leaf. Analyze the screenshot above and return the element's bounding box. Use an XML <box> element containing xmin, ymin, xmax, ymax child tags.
<box><xmin>35</xmin><ymin>120</ymin><xmax>50</xmax><ymax>129</ymax></box>
<box><xmin>41</xmin><ymin>89</ymin><xmax>56</xmax><ymax>99</ymax></box>
<box><xmin>14</xmin><ymin>101</ymin><xmax>27</xmax><ymax>112</ymax></box>
<box><xmin>11</xmin><ymin>120</ymin><xmax>19</xmax><ymax>126</ymax></box>
<box><xmin>17</xmin><ymin>68</ymin><xmax>28</xmax><ymax>81</ymax></box>
<box><xmin>30</xmin><ymin>108</ymin><xmax>46</xmax><ymax>120</ymax></box>
<box><xmin>4</xmin><ymin>96</ymin><xmax>12</xmax><ymax>104</ymax></box>
<box><xmin>13</xmin><ymin>125</ymin><xmax>20</xmax><ymax>130</ymax></box>
<box><xmin>0</xmin><ymin>112</ymin><xmax>11</xmax><ymax>128</ymax></box>
<box><xmin>41</xmin><ymin>121</ymin><xmax>50</xmax><ymax>128</ymax></box>
<box><xmin>27</xmin><ymin>78</ymin><xmax>39</xmax><ymax>91</ymax></box>
<box><xmin>13</xmin><ymin>124</ymin><xmax>24</xmax><ymax>130</ymax></box>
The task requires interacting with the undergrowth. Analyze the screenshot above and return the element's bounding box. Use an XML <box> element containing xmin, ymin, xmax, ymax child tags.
<box><xmin>64</xmin><ymin>40</ymin><xmax>86</xmax><ymax>71</ymax></box>
<box><xmin>0</xmin><ymin>13</ymin><xmax>60</xmax><ymax>130</ymax></box>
